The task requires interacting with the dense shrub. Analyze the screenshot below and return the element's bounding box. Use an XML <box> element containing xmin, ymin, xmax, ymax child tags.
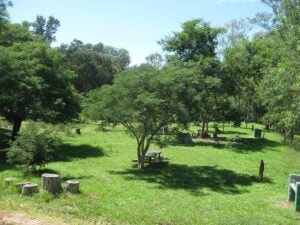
<box><xmin>7</xmin><ymin>121</ymin><xmax>60</xmax><ymax>171</ymax></box>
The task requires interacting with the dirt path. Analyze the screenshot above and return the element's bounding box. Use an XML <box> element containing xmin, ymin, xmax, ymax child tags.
<box><xmin>0</xmin><ymin>211</ymin><xmax>69</xmax><ymax>225</ymax></box>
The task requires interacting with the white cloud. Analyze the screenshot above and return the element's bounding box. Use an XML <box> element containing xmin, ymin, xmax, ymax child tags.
<box><xmin>214</xmin><ymin>0</ymin><xmax>259</xmax><ymax>4</ymax></box>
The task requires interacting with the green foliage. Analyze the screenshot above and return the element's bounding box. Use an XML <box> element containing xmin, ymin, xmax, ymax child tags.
<box><xmin>86</xmin><ymin>65</ymin><xmax>188</xmax><ymax>168</ymax></box>
<box><xmin>60</xmin><ymin>39</ymin><xmax>130</xmax><ymax>92</ymax></box>
<box><xmin>0</xmin><ymin>0</ymin><xmax>12</xmax><ymax>30</ymax></box>
<box><xmin>0</xmin><ymin>41</ymin><xmax>80</xmax><ymax>121</ymax></box>
<box><xmin>7</xmin><ymin>121</ymin><xmax>60</xmax><ymax>171</ymax></box>
<box><xmin>31</xmin><ymin>15</ymin><xmax>60</xmax><ymax>44</ymax></box>
<box><xmin>145</xmin><ymin>52</ymin><xmax>164</xmax><ymax>68</ymax></box>
<box><xmin>159</xmin><ymin>18</ymin><xmax>224</xmax><ymax>61</ymax></box>
<box><xmin>0</xmin><ymin>40</ymin><xmax>80</xmax><ymax>140</ymax></box>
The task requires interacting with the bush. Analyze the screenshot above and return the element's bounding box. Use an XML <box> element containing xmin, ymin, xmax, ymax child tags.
<box><xmin>7</xmin><ymin>121</ymin><xmax>60</xmax><ymax>172</ymax></box>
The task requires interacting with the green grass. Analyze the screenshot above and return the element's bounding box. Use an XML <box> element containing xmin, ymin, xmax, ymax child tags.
<box><xmin>1</xmin><ymin>123</ymin><xmax>300</xmax><ymax>225</ymax></box>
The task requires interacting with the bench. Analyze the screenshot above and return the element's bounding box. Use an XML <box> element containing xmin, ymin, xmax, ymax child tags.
<box><xmin>288</xmin><ymin>174</ymin><xmax>300</xmax><ymax>211</ymax></box>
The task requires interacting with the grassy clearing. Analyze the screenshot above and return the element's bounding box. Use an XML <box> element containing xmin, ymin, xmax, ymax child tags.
<box><xmin>0</xmin><ymin>123</ymin><xmax>300</xmax><ymax>225</ymax></box>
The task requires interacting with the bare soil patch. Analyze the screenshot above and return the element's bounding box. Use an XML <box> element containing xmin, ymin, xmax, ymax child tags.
<box><xmin>0</xmin><ymin>211</ymin><xmax>69</xmax><ymax>225</ymax></box>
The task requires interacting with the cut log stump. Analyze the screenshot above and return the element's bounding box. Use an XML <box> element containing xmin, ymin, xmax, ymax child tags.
<box><xmin>4</xmin><ymin>178</ymin><xmax>14</xmax><ymax>185</ymax></box>
<box><xmin>22</xmin><ymin>184</ymin><xmax>38</xmax><ymax>195</ymax></box>
<box><xmin>75</xmin><ymin>128</ymin><xmax>81</xmax><ymax>135</ymax></box>
<box><xmin>66</xmin><ymin>180</ymin><xmax>80</xmax><ymax>194</ymax></box>
<box><xmin>16</xmin><ymin>182</ymin><xmax>30</xmax><ymax>192</ymax></box>
<box><xmin>42</xmin><ymin>173</ymin><xmax>61</xmax><ymax>194</ymax></box>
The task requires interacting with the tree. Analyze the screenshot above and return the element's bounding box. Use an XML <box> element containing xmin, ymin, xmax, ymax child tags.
<box><xmin>159</xmin><ymin>19</ymin><xmax>223</xmax><ymax>61</ymax></box>
<box><xmin>171</xmin><ymin>59</ymin><xmax>222</xmax><ymax>136</ymax></box>
<box><xmin>0</xmin><ymin>0</ymin><xmax>12</xmax><ymax>31</ymax></box>
<box><xmin>160</xmin><ymin>19</ymin><xmax>223</xmax><ymax>137</ymax></box>
<box><xmin>7</xmin><ymin>121</ymin><xmax>60</xmax><ymax>172</ymax></box>
<box><xmin>218</xmin><ymin>19</ymin><xmax>252</xmax><ymax>51</ymax></box>
<box><xmin>31</xmin><ymin>15</ymin><xmax>60</xmax><ymax>44</ymax></box>
<box><xmin>103</xmin><ymin>46</ymin><xmax>130</xmax><ymax>71</ymax></box>
<box><xmin>258</xmin><ymin>0</ymin><xmax>300</xmax><ymax>141</ymax></box>
<box><xmin>86</xmin><ymin>65</ymin><xmax>188</xmax><ymax>169</ymax></box>
<box><xmin>0</xmin><ymin>22</ymin><xmax>34</xmax><ymax>46</ymax></box>
<box><xmin>0</xmin><ymin>41</ymin><xmax>80</xmax><ymax>140</ymax></box>
<box><xmin>60</xmin><ymin>40</ymin><xmax>130</xmax><ymax>92</ymax></box>
<box><xmin>145</xmin><ymin>52</ymin><xmax>164</xmax><ymax>68</ymax></box>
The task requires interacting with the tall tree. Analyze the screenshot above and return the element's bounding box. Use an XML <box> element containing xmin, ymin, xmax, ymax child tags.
<box><xmin>0</xmin><ymin>41</ymin><xmax>80</xmax><ymax>140</ymax></box>
<box><xmin>60</xmin><ymin>40</ymin><xmax>130</xmax><ymax>93</ymax></box>
<box><xmin>159</xmin><ymin>19</ymin><xmax>223</xmax><ymax>61</ymax></box>
<box><xmin>258</xmin><ymin>0</ymin><xmax>300</xmax><ymax>141</ymax></box>
<box><xmin>0</xmin><ymin>0</ymin><xmax>11</xmax><ymax>22</ymax></box>
<box><xmin>160</xmin><ymin>19</ymin><xmax>223</xmax><ymax>136</ymax></box>
<box><xmin>219</xmin><ymin>19</ymin><xmax>252</xmax><ymax>50</ymax></box>
<box><xmin>31</xmin><ymin>15</ymin><xmax>60</xmax><ymax>44</ymax></box>
<box><xmin>145</xmin><ymin>53</ymin><xmax>164</xmax><ymax>68</ymax></box>
<box><xmin>86</xmin><ymin>65</ymin><xmax>188</xmax><ymax>169</ymax></box>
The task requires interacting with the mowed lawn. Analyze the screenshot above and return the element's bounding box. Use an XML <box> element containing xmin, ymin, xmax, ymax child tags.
<box><xmin>1</xmin><ymin>123</ymin><xmax>300</xmax><ymax>225</ymax></box>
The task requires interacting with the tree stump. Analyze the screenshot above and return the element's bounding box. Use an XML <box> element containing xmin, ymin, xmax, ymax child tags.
<box><xmin>75</xmin><ymin>128</ymin><xmax>81</xmax><ymax>135</ymax></box>
<box><xmin>42</xmin><ymin>173</ymin><xmax>61</xmax><ymax>194</ymax></box>
<box><xmin>177</xmin><ymin>133</ymin><xmax>192</xmax><ymax>144</ymax></box>
<box><xmin>16</xmin><ymin>182</ymin><xmax>30</xmax><ymax>192</ymax></box>
<box><xmin>4</xmin><ymin>178</ymin><xmax>14</xmax><ymax>185</ymax></box>
<box><xmin>66</xmin><ymin>180</ymin><xmax>80</xmax><ymax>194</ymax></box>
<box><xmin>22</xmin><ymin>184</ymin><xmax>38</xmax><ymax>195</ymax></box>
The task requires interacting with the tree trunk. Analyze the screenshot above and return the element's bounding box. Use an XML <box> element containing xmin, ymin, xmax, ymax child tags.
<box><xmin>139</xmin><ymin>153</ymin><xmax>145</xmax><ymax>169</ymax></box>
<box><xmin>290</xmin><ymin>128</ymin><xmax>294</xmax><ymax>143</ymax></box>
<box><xmin>201</xmin><ymin>119</ymin><xmax>205</xmax><ymax>138</ymax></box>
<box><xmin>11</xmin><ymin>118</ymin><xmax>22</xmax><ymax>141</ymax></box>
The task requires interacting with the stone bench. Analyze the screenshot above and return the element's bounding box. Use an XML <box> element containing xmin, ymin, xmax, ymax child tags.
<box><xmin>288</xmin><ymin>174</ymin><xmax>300</xmax><ymax>211</ymax></box>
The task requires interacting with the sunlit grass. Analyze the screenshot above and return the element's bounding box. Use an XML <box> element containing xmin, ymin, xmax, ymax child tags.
<box><xmin>0</xmin><ymin>123</ymin><xmax>300</xmax><ymax>224</ymax></box>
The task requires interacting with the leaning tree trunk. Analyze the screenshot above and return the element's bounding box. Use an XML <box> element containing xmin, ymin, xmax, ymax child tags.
<box><xmin>11</xmin><ymin>118</ymin><xmax>22</xmax><ymax>141</ymax></box>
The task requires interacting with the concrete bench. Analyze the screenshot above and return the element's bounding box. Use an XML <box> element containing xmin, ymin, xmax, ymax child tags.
<box><xmin>288</xmin><ymin>174</ymin><xmax>300</xmax><ymax>211</ymax></box>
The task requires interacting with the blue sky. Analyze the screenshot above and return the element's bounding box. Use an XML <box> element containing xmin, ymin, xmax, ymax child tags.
<box><xmin>9</xmin><ymin>0</ymin><xmax>271</xmax><ymax>65</ymax></box>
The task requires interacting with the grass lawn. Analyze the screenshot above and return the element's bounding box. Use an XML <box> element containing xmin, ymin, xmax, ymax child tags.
<box><xmin>0</xmin><ymin>123</ymin><xmax>300</xmax><ymax>225</ymax></box>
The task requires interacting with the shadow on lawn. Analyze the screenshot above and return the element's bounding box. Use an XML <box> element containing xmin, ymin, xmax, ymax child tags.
<box><xmin>110</xmin><ymin>164</ymin><xmax>272</xmax><ymax>195</ymax></box>
<box><xmin>0</xmin><ymin>127</ymin><xmax>11</xmax><ymax>149</ymax></box>
<box><xmin>53</xmin><ymin>144</ymin><xmax>105</xmax><ymax>162</ymax></box>
<box><xmin>221</xmin><ymin>130</ymin><xmax>249</xmax><ymax>135</ymax></box>
<box><xmin>0</xmin><ymin>152</ymin><xmax>14</xmax><ymax>172</ymax></box>
<box><xmin>166</xmin><ymin>134</ymin><xmax>282</xmax><ymax>153</ymax></box>
<box><xmin>231</xmin><ymin>138</ymin><xmax>282</xmax><ymax>153</ymax></box>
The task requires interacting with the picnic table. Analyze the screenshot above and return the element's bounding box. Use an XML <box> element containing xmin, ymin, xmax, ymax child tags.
<box><xmin>132</xmin><ymin>150</ymin><xmax>168</xmax><ymax>164</ymax></box>
<box><xmin>145</xmin><ymin>150</ymin><xmax>161</xmax><ymax>163</ymax></box>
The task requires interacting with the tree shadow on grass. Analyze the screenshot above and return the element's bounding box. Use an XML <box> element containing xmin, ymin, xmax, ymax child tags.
<box><xmin>221</xmin><ymin>130</ymin><xmax>249</xmax><ymax>135</ymax></box>
<box><xmin>110</xmin><ymin>164</ymin><xmax>273</xmax><ymax>196</ymax></box>
<box><xmin>0</xmin><ymin>149</ymin><xmax>15</xmax><ymax>172</ymax></box>
<box><xmin>161</xmin><ymin>138</ymin><xmax>226</xmax><ymax>149</ymax></box>
<box><xmin>230</xmin><ymin>138</ymin><xmax>282</xmax><ymax>153</ymax></box>
<box><xmin>0</xmin><ymin>128</ymin><xmax>11</xmax><ymax>149</ymax></box>
<box><xmin>163</xmin><ymin>136</ymin><xmax>282</xmax><ymax>153</ymax></box>
<box><xmin>53</xmin><ymin>144</ymin><xmax>105</xmax><ymax>162</ymax></box>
